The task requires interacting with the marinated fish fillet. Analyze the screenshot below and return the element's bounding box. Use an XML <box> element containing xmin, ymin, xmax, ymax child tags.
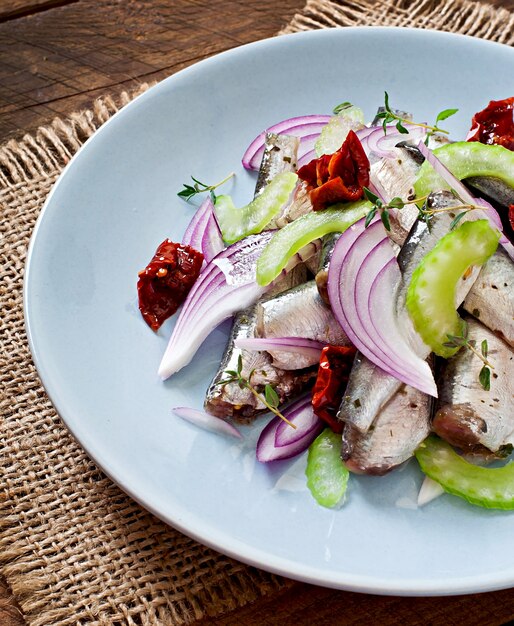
<box><xmin>274</xmin><ymin>181</ymin><xmax>313</xmax><ymax>229</ymax></box>
<box><xmin>256</xmin><ymin>280</ymin><xmax>350</xmax><ymax>370</ymax></box>
<box><xmin>342</xmin><ymin>383</ymin><xmax>433</xmax><ymax>475</ymax></box>
<box><xmin>315</xmin><ymin>232</ymin><xmax>341</xmax><ymax>305</ymax></box>
<box><xmin>256</xmin><ymin>132</ymin><xmax>299</xmax><ymax>196</ymax></box>
<box><xmin>370</xmin><ymin>146</ymin><xmax>421</xmax><ymax>245</ymax></box>
<box><xmin>433</xmin><ymin>317</ymin><xmax>514</xmax><ymax>453</ymax></box>
<box><xmin>205</xmin><ymin>134</ymin><xmax>310</xmax><ymax>421</ymax></box>
<box><xmin>204</xmin><ymin>304</ymin><xmax>314</xmax><ymax>422</ymax></box>
<box><xmin>463</xmin><ymin>247</ymin><xmax>514</xmax><ymax>347</ymax></box>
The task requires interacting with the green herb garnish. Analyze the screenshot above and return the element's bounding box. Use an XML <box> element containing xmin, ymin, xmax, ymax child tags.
<box><xmin>216</xmin><ymin>355</ymin><xmax>296</xmax><ymax>428</ymax></box>
<box><xmin>178</xmin><ymin>172</ymin><xmax>234</xmax><ymax>203</ymax></box>
<box><xmin>375</xmin><ymin>92</ymin><xmax>458</xmax><ymax>143</ymax></box>
<box><xmin>443</xmin><ymin>333</ymin><xmax>493</xmax><ymax>391</ymax></box>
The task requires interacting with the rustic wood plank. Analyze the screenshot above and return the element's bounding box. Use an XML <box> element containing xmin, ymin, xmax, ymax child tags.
<box><xmin>0</xmin><ymin>0</ymin><xmax>302</xmax><ymax>141</ymax></box>
<box><xmin>199</xmin><ymin>582</ymin><xmax>514</xmax><ymax>626</ymax></box>
<box><xmin>0</xmin><ymin>0</ymin><xmax>78</xmax><ymax>22</ymax></box>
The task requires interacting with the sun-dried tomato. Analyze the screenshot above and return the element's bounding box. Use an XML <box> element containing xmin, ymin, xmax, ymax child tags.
<box><xmin>510</xmin><ymin>205</ymin><xmax>514</xmax><ymax>232</ymax></box>
<box><xmin>137</xmin><ymin>239</ymin><xmax>203</xmax><ymax>331</ymax></box>
<box><xmin>311</xmin><ymin>345</ymin><xmax>357</xmax><ymax>433</ymax></box>
<box><xmin>467</xmin><ymin>97</ymin><xmax>514</xmax><ymax>151</ymax></box>
<box><xmin>297</xmin><ymin>130</ymin><xmax>370</xmax><ymax>211</ymax></box>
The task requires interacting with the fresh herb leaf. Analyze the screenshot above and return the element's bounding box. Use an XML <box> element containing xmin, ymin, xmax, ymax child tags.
<box><xmin>436</xmin><ymin>108</ymin><xmax>459</xmax><ymax>123</ymax></box>
<box><xmin>395</xmin><ymin>120</ymin><xmax>409</xmax><ymax>134</ymax></box>
<box><xmin>380</xmin><ymin>208</ymin><xmax>391</xmax><ymax>231</ymax></box>
<box><xmin>479</xmin><ymin>365</ymin><xmax>491</xmax><ymax>391</ymax></box>
<box><xmin>363</xmin><ymin>186</ymin><xmax>380</xmax><ymax>204</ymax></box>
<box><xmin>237</xmin><ymin>354</ymin><xmax>243</xmax><ymax>376</ymax></box>
<box><xmin>264</xmin><ymin>384</ymin><xmax>280</xmax><ymax>408</ymax></box>
<box><xmin>481</xmin><ymin>339</ymin><xmax>488</xmax><ymax>359</ymax></box>
<box><xmin>388</xmin><ymin>196</ymin><xmax>405</xmax><ymax>210</ymax></box>
<box><xmin>449</xmin><ymin>211</ymin><xmax>468</xmax><ymax>230</ymax></box>
<box><xmin>364</xmin><ymin>207</ymin><xmax>377</xmax><ymax>228</ymax></box>
<box><xmin>333</xmin><ymin>101</ymin><xmax>352</xmax><ymax>114</ymax></box>
<box><xmin>178</xmin><ymin>172</ymin><xmax>234</xmax><ymax>203</ymax></box>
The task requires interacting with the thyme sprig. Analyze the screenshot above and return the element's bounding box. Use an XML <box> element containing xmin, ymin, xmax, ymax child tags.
<box><xmin>443</xmin><ymin>333</ymin><xmax>494</xmax><ymax>391</ymax></box>
<box><xmin>178</xmin><ymin>172</ymin><xmax>235</xmax><ymax>203</ymax></box>
<box><xmin>375</xmin><ymin>92</ymin><xmax>458</xmax><ymax>143</ymax></box>
<box><xmin>216</xmin><ymin>355</ymin><xmax>296</xmax><ymax>428</ymax></box>
<box><xmin>362</xmin><ymin>187</ymin><xmax>484</xmax><ymax>232</ymax></box>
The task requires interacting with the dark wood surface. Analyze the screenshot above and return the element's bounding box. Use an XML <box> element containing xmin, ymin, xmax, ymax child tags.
<box><xmin>2</xmin><ymin>1</ymin><xmax>514</xmax><ymax>624</ymax></box>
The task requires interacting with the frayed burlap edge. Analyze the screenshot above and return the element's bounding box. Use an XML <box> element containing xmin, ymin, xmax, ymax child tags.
<box><xmin>280</xmin><ymin>0</ymin><xmax>514</xmax><ymax>46</ymax></box>
<box><xmin>0</xmin><ymin>82</ymin><xmax>287</xmax><ymax>626</ymax></box>
<box><xmin>0</xmin><ymin>85</ymin><xmax>151</xmax><ymax>190</ymax></box>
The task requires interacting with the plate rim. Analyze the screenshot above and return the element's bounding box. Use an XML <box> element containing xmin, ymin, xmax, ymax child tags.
<box><xmin>23</xmin><ymin>26</ymin><xmax>514</xmax><ymax>597</ymax></box>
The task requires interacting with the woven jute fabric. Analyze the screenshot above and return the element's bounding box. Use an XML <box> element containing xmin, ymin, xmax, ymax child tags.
<box><xmin>1</xmin><ymin>0</ymin><xmax>513</xmax><ymax>624</ymax></box>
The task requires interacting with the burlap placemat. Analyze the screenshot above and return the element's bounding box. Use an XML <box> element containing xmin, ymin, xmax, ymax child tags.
<box><xmin>1</xmin><ymin>0</ymin><xmax>513</xmax><ymax>624</ymax></box>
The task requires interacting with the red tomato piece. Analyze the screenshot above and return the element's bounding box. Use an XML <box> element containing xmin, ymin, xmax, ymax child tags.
<box><xmin>311</xmin><ymin>345</ymin><xmax>357</xmax><ymax>433</ymax></box>
<box><xmin>137</xmin><ymin>239</ymin><xmax>203</xmax><ymax>331</ymax></box>
<box><xmin>467</xmin><ymin>97</ymin><xmax>514</xmax><ymax>150</ymax></box>
<box><xmin>297</xmin><ymin>130</ymin><xmax>370</xmax><ymax>211</ymax></box>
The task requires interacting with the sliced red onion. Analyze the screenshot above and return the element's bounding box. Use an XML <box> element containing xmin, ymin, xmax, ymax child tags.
<box><xmin>327</xmin><ymin>218</ymin><xmax>437</xmax><ymax>396</ymax></box>
<box><xmin>234</xmin><ymin>337</ymin><xmax>324</xmax><ymax>360</ymax></box>
<box><xmin>173</xmin><ymin>407</ymin><xmax>242</xmax><ymax>439</ymax></box>
<box><xmin>159</xmin><ymin>233</ymin><xmax>274</xmax><ymax>379</ymax></box>
<box><xmin>274</xmin><ymin>395</ymin><xmax>322</xmax><ymax>447</ymax></box>
<box><xmin>416</xmin><ymin>140</ymin><xmax>513</xmax><ymax>258</ymax></box>
<box><xmin>242</xmin><ymin>115</ymin><xmax>331</xmax><ymax>170</ymax></box>
<box><xmin>256</xmin><ymin>397</ymin><xmax>323</xmax><ymax>462</ymax></box>
<box><xmin>182</xmin><ymin>197</ymin><xmax>224</xmax><ymax>264</ymax></box>
<box><xmin>363</xmin><ymin>125</ymin><xmax>426</xmax><ymax>158</ymax></box>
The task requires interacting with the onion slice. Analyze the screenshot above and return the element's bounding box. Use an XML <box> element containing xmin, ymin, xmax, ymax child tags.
<box><xmin>234</xmin><ymin>337</ymin><xmax>324</xmax><ymax>361</ymax></box>
<box><xmin>242</xmin><ymin>115</ymin><xmax>331</xmax><ymax>170</ymax></box>
<box><xmin>159</xmin><ymin>232</ymin><xmax>274</xmax><ymax>380</ymax></box>
<box><xmin>327</xmin><ymin>218</ymin><xmax>437</xmax><ymax>396</ymax></box>
<box><xmin>182</xmin><ymin>196</ymin><xmax>224</xmax><ymax>264</ymax></box>
<box><xmin>417</xmin><ymin>475</ymin><xmax>445</xmax><ymax>507</ymax></box>
<box><xmin>173</xmin><ymin>407</ymin><xmax>242</xmax><ymax>439</ymax></box>
<box><xmin>256</xmin><ymin>396</ymin><xmax>323</xmax><ymax>462</ymax></box>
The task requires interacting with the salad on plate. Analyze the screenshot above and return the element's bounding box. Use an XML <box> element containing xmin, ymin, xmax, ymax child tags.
<box><xmin>136</xmin><ymin>95</ymin><xmax>514</xmax><ymax>511</ymax></box>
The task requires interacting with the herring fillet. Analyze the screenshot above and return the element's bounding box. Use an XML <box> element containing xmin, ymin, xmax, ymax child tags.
<box><xmin>463</xmin><ymin>247</ymin><xmax>514</xmax><ymax>347</ymax></box>
<box><xmin>433</xmin><ymin>317</ymin><xmax>514</xmax><ymax>453</ymax></box>
<box><xmin>204</xmin><ymin>134</ymin><xmax>307</xmax><ymax>420</ymax></box>
<box><xmin>255</xmin><ymin>280</ymin><xmax>350</xmax><ymax>370</ymax></box>
<box><xmin>342</xmin><ymin>383</ymin><xmax>433</xmax><ymax>475</ymax></box>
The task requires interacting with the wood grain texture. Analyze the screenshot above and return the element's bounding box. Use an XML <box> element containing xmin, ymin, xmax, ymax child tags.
<box><xmin>0</xmin><ymin>0</ymin><xmax>301</xmax><ymax>141</ymax></box>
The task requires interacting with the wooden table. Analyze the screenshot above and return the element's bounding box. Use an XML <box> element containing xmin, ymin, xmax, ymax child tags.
<box><xmin>2</xmin><ymin>1</ymin><xmax>514</xmax><ymax>624</ymax></box>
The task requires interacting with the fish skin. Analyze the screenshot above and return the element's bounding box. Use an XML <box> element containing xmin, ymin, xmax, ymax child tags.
<box><xmin>255</xmin><ymin>132</ymin><xmax>299</xmax><ymax>196</ymax></box>
<box><xmin>342</xmin><ymin>382</ymin><xmax>433</xmax><ymax>475</ymax></box>
<box><xmin>433</xmin><ymin>317</ymin><xmax>514</xmax><ymax>453</ymax></box>
<box><xmin>465</xmin><ymin>176</ymin><xmax>514</xmax><ymax>211</ymax></box>
<box><xmin>203</xmin><ymin>301</ymin><xmax>314</xmax><ymax>423</ymax></box>
<box><xmin>255</xmin><ymin>280</ymin><xmax>350</xmax><ymax>370</ymax></box>
<box><xmin>315</xmin><ymin>232</ymin><xmax>341</xmax><ymax>305</ymax></box>
<box><xmin>370</xmin><ymin>146</ymin><xmax>421</xmax><ymax>245</ymax></box>
<box><xmin>463</xmin><ymin>247</ymin><xmax>514</xmax><ymax>347</ymax></box>
<box><xmin>337</xmin><ymin>354</ymin><xmax>402</xmax><ymax>434</ymax></box>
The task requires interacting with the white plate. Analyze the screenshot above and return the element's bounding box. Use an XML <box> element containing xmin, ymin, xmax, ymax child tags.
<box><xmin>25</xmin><ymin>27</ymin><xmax>514</xmax><ymax>596</ymax></box>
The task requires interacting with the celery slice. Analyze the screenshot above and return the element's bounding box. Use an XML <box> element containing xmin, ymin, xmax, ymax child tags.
<box><xmin>214</xmin><ymin>172</ymin><xmax>297</xmax><ymax>244</ymax></box>
<box><xmin>306</xmin><ymin>429</ymin><xmax>349</xmax><ymax>508</ymax></box>
<box><xmin>256</xmin><ymin>201</ymin><xmax>370</xmax><ymax>286</ymax></box>
<box><xmin>416</xmin><ymin>436</ymin><xmax>514</xmax><ymax>510</ymax></box>
<box><xmin>406</xmin><ymin>219</ymin><xmax>500</xmax><ymax>358</ymax></box>
<box><xmin>315</xmin><ymin>106</ymin><xmax>365</xmax><ymax>157</ymax></box>
<box><xmin>414</xmin><ymin>141</ymin><xmax>514</xmax><ymax>199</ymax></box>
